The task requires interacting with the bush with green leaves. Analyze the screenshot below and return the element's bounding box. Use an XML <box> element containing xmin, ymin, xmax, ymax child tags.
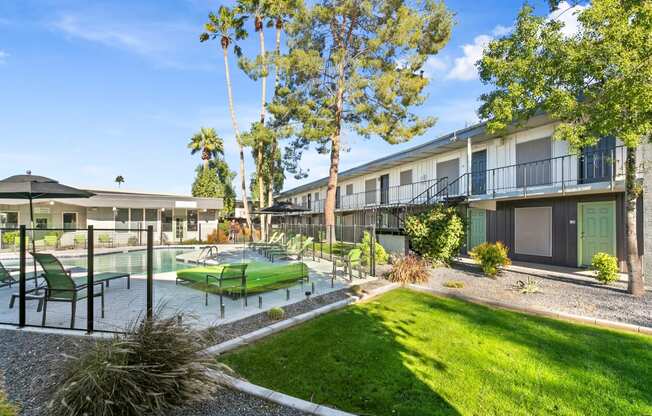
<box><xmin>386</xmin><ymin>255</ymin><xmax>430</xmax><ymax>285</ymax></box>
<box><xmin>591</xmin><ymin>252</ymin><xmax>619</xmax><ymax>284</ymax></box>
<box><xmin>267</xmin><ymin>307</ymin><xmax>285</xmax><ymax>321</ymax></box>
<box><xmin>404</xmin><ymin>206</ymin><xmax>465</xmax><ymax>264</ymax></box>
<box><xmin>443</xmin><ymin>280</ymin><xmax>465</xmax><ymax>289</ymax></box>
<box><xmin>469</xmin><ymin>242</ymin><xmax>511</xmax><ymax>278</ymax></box>
<box><xmin>48</xmin><ymin>313</ymin><xmax>220</xmax><ymax>416</ymax></box>
<box><xmin>0</xmin><ymin>390</ymin><xmax>18</xmax><ymax>416</ymax></box>
<box><xmin>357</xmin><ymin>231</ymin><xmax>388</xmax><ymax>266</ymax></box>
<box><xmin>1</xmin><ymin>231</ymin><xmax>18</xmax><ymax>246</ymax></box>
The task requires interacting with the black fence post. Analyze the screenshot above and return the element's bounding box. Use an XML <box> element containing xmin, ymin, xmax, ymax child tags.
<box><xmin>370</xmin><ymin>222</ymin><xmax>376</xmax><ymax>277</ymax></box>
<box><xmin>18</xmin><ymin>225</ymin><xmax>26</xmax><ymax>328</ymax></box>
<box><xmin>86</xmin><ymin>225</ymin><xmax>94</xmax><ymax>334</ymax></box>
<box><xmin>146</xmin><ymin>226</ymin><xmax>154</xmax><ymax>320</ymax></box>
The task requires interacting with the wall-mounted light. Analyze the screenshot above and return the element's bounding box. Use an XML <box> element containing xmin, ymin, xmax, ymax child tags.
<box><xmin>112</xmin><ymin>207</ymin><xmax>117</xmax><ymax>212</ymax></box>
<box><xmin>161</xmin><ymin>208</ymin><xmax>166</xmax><ymax>212</ymax></box>
<box><xmin>49</xmin><ymin>201</ymin><xmax>55</xmax><ymax>205</ymax></box>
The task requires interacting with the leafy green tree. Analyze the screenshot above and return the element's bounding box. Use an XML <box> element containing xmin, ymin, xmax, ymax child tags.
<box><xmin>191</xmin><ymin>159</ymin><xmax>237</xmax><ymax>216</ymax></box>
<box><xmin>114</xmin><ymin>175</ymin><xmax>125</xmax><ymax>188</ymax></box>
<box><xmin>477</xmin><ymin>0</ymin><xmax>651</xmax><ymax>296</ymax></box>
<box><xmin>188</xmin><ymin>127</ymin><xmax>225</xmax><ymax>171</ymax></box>
<box><xmin>200</xmin><ymin>6</ymin><xmax>253</xmax><ymax>228</ymax></box>
<box><xmin>270</xmin><ymin>0</ymin><xmax>453</xmax><ymax>232</ymax></box>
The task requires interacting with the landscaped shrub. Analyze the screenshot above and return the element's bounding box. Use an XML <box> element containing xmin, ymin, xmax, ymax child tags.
<box><xmin>591</xmin><ymin>252</ymin><xmax>619</xmax><ymax>284</ymax></box>
<box><xmin>357</xmin><ymin>231</ymin><xmax>388</xmax><ymax>265</ymax></box>
<box><xmin>404</xmin><ymin>206</ymin><xmax>465</xmax><ymax>264</ymax></box>
<box><xmin>443</xmin><ymin>280</ymin><xmax>465</xmax><ymax>289</ymax></box>
<box><xmin>207</xmin><ymin>228</ymin><xmax>229</xmax><ymax>244</ymax></box>
<box><xmin>267</xmin><ymin>307</ymin><xmax>285</xmax><ymax>321</ymax></box>
<box><xmin>350</xmin><ymin>285</ymin><xmax>364</xmax><ymax>297</ymax></box>
<box><xmin>386</xmin><ymin>255</ymin><xmax>430</xmax><ymax>285</ymax></box>
<box><xmin>48</xmin><ymin>313</ymin><xmax>219</xmax><ymax>416</ymax></box>
<box><xmin>514</xmin><ymin>277</ymin><xmax>540</xmax><ymax>294</ymax></box>
<box><xmin>469</xmin><ymin>242</ymin><xmax>511</xmax><ymax>278</ymax></box>
<box><xmin>0</xmin><ymin>390</ymin><xmax>18</xmax><ymax>416</ymax></box>
<box><xmin>1</xmin><ymin>231</ymin><xmax>17</xmax><ymax>246</ymax></box>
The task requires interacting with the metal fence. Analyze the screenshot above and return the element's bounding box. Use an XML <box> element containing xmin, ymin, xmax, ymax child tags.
<box><xmin>0</xmin><ymin>222</ymin><xmax>377</xmax><ymax>334</ymax></box>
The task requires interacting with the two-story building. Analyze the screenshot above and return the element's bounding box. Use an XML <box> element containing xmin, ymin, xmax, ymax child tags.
<box><xmin>278</xmin><ymin>113</ymin><xmax>648</xmax><ymax>273</ymax></box>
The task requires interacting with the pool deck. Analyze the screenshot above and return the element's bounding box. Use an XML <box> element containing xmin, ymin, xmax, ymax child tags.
<box><xmin>0</xmin><ymin>245</ymin><xmax>368</xmax><ymax>332</ymax></box>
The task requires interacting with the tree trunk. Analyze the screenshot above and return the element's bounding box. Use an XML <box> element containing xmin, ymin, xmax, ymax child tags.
<box><xmin>625</xmin><ymin>147</ymin><xmax>644</xmax><ymax>296</ymax></box>
<box><xmin>323</xmin><ymin>76</ymin><xmax>345</xmax><ymax>240</ymax></box>
<box><xmin>266</xmin><ymin>24</ymin><xmax>283</xmax><ymax>232</ymax></box>
<box><xmin>222</xmin><ymin>46</ymin><xmax>252</xmax><ymax>229</ymax></box>
<box><xmin>257</xmin><ymin>22</ymin><xmax>267</xmax><ymax>241</ymax></box>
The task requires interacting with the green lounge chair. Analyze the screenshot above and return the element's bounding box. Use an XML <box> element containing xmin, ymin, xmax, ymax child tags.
<box><xmin>269</xmin><ymin>237</ymin><xmax>314</xmax><ymax>262</ymax></box>
<box><xmin>73</xmin><ymin>234</ymin><xmax>86</xmax><ymax>248</ymax></box>
<box><xmin>204</xmin><ymin>263</ymin><xmax>248</xmax><ymax>305</ymax></box>
<box><xmin>336</xmin><ymin>248</ymin><xmax>364</xmax><ymax>280</ymax></box>
<box><xmin>248</xmin><ymin>231</ymin><xmax>278</xmax><ymax>248</ymax></box>
<box><xmin>0</xmin><ymin>260</ymin><xmax>41</xmax><ymax>289</ymax></box>
<box><xmin>44</xmin><ymin>235</ymin><xmax>58</xmax><ymax>249</ymax></box>
<box><xmin>98</xmin><ymin>233</ymin><xmax>113</xmax><ymax>248</ymax></box>
<box><xmin>13</xmin><ymin>235</ymin><xmax>28</xmax><ymax>250</ymax></box>
<box><xmin>30</xmin><ymin>252</ymin><xmax>131</xmax><ymax>328</ymax></box>
<box><xmin>263</xmin><ymin>234</ymin><xmax>300</xmax><ymax>258</ymax></box>
<box><xmin>252</xmin><ymin>232</ymin><xmax>285</xmax><ymax>252</ymax></box>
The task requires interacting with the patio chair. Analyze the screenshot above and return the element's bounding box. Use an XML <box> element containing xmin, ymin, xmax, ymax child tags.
<box><xmin>336</xmin><ymin>248</ymin><xmax>364</xmax><ymax>280</ymax></box>
<box><xmin>73</xmin><ymin>234</ymin><xmax>86</xmax><ymax>248</ymax></box>
<box><xmin>204</xmin><ymin>263</ymin><xmax>248</xmax><ymax>306</ymax></box>
<box><xmin>44</xmin><ymin>235</ymin><xmax>58</xmax><ymax>249</ymax></box>
<box><xmin>31</xmin><ymin>252</ymin><xmax>131</xmax><ymax>328</ymax></box>
<box><xmin>268</xmin><ymin>237</ymin><xmax>314</xmax><ymax>262</ymax></box>
<box><xmin>248</xmin><ymin>231</ymin><xmax>279</xmax><ymax>248</ymax></box>
<box><xmin>262</xmin><ymin>234</ymin><xmax>299</xmax><ymax>258</ymax></box>
<box><xmin>98</xmin><ymin>233</ymin><xmax>114</xmax><ymax>248</ymax></box>
<box><xmin>252</xmin><ymin>232</ymin><xmax>285</xmax><ymax>252</ymax></box>
<box><xmin>0</xmin><ymin>260</ymin><xmax>41</xmax><ymax>289</ymax></box>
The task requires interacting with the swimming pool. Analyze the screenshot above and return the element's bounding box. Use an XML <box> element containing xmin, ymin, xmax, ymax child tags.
<box><xmin>0</xmin><ymin>248</ymin><xmax>195</xmax><ymax>276</ymax></box>
<box><xmin>60</xmin><ymin>248</ymin><xmax>195</xmax><ymax>275</ymax></box>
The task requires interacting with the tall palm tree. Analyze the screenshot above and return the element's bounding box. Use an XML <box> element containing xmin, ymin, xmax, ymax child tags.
<box><xmin>201</xmin><ymin>6</ymin><xmax>253</xmax><ymax>228</ymax></box>
<box><xmin>188</xmin><ymin>127</ymin><xmax>225</xmax><ymax>171</ymax></box>
<box><xmin>114</xmin><ymin>175</ymin><xmax>125</xmax><ymax>188</ymax></box>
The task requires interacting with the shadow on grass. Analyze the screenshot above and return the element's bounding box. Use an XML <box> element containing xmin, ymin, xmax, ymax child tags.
<box><xmin>222</xmin><ymin>297</ymin><xmax>461</xmax><ymax>416</ymax></box>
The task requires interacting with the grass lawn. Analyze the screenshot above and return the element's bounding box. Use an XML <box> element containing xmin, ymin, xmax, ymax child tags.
<box><xmin>222</xmin><ymin>289</ymin><xmax>652</xmax><ymax>416</ymax></box>
<box><xmin>176</xmin><ymin>261</ymin><xmax>308</xmax><ymax>296</ymax></box>
<box><xmin>308</xmin><ymin>241</ymin><xmax>356</xmax><ymax>257</ymax></box>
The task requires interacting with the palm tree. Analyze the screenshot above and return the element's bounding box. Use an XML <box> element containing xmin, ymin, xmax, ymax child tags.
<box><xmin>188</xmin><ymin>127</ymin><xmax>225</xmax><ymax>171</ymax></box>
<box><xmin>115</xmin><ymin>175</ymin><xmax>125</xmax><ymax>188</ymax></box>
<box><xmin>201</xmin><ymin>6</ymin><xmax>253</xmax><ymax>229</ymax></box>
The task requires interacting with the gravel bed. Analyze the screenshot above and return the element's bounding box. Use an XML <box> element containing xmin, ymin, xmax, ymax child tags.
<box><xmin>203</xmin><ymin>287</ymin><xmax>355</xmax><ymax>345</ymax></box>
<box><xmin>426</xmin><ymin>263</ymin><xmax>652</xmax><ymax>327</ymax></box>
<box><xmin>0</xmin><ymin>329</ymin><xmax>96</xmax><ymax>416</ymax></box>
<box><xmin>169</xmin><ymin>388</ymin><xmax>309</xmax><ymax>416</ymax></box>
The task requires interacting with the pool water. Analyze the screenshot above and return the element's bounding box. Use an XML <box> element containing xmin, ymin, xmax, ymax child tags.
<box><xmin>59</xmin><ymin>249</ymin><xmax>195</xmax><ymax>275</ymax></box>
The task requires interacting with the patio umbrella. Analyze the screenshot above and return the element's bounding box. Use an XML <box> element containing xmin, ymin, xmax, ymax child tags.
<box><xmin>252</xmin><ymin>201</ymin><xmax>310</xmax><ymax>214</ymax></box>
<box><xmin>0</xmin><ymin>173</ymin><xmax>95</xmax><ymax>280</ymax></box>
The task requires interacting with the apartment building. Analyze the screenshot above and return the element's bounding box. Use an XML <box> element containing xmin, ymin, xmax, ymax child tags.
<box><xmin>278</xmin><ymin>113</ymin><xmax>649</xmax><ymax>273</ymax></box>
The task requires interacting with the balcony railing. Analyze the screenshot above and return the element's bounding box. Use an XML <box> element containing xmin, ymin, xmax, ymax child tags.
<box><xmin>285</xmin><ymin>146</ymin><xmax>626</xmax><ymax>214</ymax></box>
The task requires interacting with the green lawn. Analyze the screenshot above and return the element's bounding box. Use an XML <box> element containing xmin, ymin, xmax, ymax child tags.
<box><xmin>176</xmin><ymin>262</ymin><xmax>308</xmax><ymax>296</ymax></box>
<box><xmin>222</xmin><ymin>289</ymin><xmax>652</xmax><ymax>416</ymax></box>
<box><xmin>308</xmin><ymin>241</ymin><xmax>356</xmax><ymax>257</ymax></box>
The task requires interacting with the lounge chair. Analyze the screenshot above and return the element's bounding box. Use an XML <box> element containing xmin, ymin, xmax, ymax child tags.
<box><xmin>30</xmin><ymin>252</ymin><xmax>131</xmax><ymax>328</ymax></box>
<box><xmin>248</xmin><ymin>231</ymin><xmax>279</xmax><ymax>248</ymax></box>
<box><xmin>73</xmin><ymin>234</ymin><xmax>86</xmax><ymax>248</ymax></box>
<box><xmin>252</xmin><ymin>232</ymin><xmax>285</xmax><ymax>253</ymax></box>
<box><xmin>268</xmin><ymin>237</ymin><xmax>314</xmax><ymax>262</ymax></box>
<box><xmin>98</xmin><ymin>233</ymin><xmax>114</xmax><ymax>248</ymax></box>
<box><xmin>204</xmin><ymin>263</ymin><xmax>248</xmax><ymax>305</ymax></box>
<box><xmin>261</xmin><ymin>234</ymin><xmax>299</xmax><ymax>257</ymax></box>
<box><xmin>0</xmin><ymin>260</ymin><xmax>40</xmax><ymax>289</ymax></box>
<box><xmin>336</xmin><ymin>248</ymin><xmax>364</xmax><ymax>280</ymax></box>
<box><xmin>44</xmin><ymin>235</ymin><xmax>58</xmax><ymax>249</ymax></box>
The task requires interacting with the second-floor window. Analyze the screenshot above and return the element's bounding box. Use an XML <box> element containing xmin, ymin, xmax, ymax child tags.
<box><xmin>516</xmin><ymin>137</ymin><xmax>551</xmax><ymax>188</ymax></box>
<box><xmin>365</xmin><ymin>179</ymin><xmax>376</xmax><ymax>205</ymax></box>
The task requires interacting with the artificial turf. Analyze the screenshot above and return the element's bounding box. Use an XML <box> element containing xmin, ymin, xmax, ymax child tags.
<box><xmin>176</xmin><ymin>261</ymin><xmax>308</xmax><ymax>296</ymax></box>
<box><xmin>222</xmin><ymin>288</ymin><xmax>652</xmax><ymax>416</ymax></box>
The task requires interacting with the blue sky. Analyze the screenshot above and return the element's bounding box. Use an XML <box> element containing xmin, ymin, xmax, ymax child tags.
<box><xmin>0</xmin><ymin>0</ymin><xmax>580</xmax><ymax>195</ymax></box>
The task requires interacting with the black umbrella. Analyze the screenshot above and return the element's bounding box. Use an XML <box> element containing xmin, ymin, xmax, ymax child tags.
<box><xmin>0</xmin><ymin>173</ymin><xmax>95</xmax><ymax>280</ymax></box>
<box><xmin>252</xmin><ymin>201</ymin><xmax>310</xmax><ymax>214</ymax></box>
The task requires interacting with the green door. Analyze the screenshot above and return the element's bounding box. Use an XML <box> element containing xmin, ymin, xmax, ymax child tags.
<box><xmin>578</xmin><ymin>201</ymin><xmax>615</xmax><ymax>266</ymax></box>
<box><xmin>468</xmin><ymin>208</ymin><xmax>486</xmax><ymax>251</ymax></box>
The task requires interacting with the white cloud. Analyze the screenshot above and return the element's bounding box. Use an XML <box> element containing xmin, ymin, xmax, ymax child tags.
<box><xmin>50</xmin><ymin>12</ymin><xmax>214</xmax><ymax>70</ymax></box>
<box><xmin>0</xmin><ymin>50</ymin><xmax>8</xmax><ymax>64</ymax></box>
<box><xmin>492</xmin><ymin>25</ymin><xmax>513</xmax><ymax>37</ymax></box>
<box><xmin>446</xmin><ymin>34</ymin><xmax>492</xmax><ymax>81</ymax></box>
<box><xmin>548</xmin><ymin>1</ymin><xmax>587</xmax><ymax>38</ymax></box>
<box><xmin>422</xmin><ymin>56</ymin><xmax>449</xmax><ymax>78</ymax></box>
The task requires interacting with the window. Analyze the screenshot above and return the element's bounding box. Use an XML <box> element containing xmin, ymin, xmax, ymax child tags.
<box><xmin>115</xmin><ymin>208</ymin><xmax>129</xmax><ymax>230</ymax></box>
<box><xmin>145</xmin><ymin>209</ymin><xmax>158</xmax><ymax>231</ymax></box>
<box><xmin>307</xmin><ymin>194</ymin><xmax>312</xmax><ymax>210</ymax></box>
<box><xmin>0</xmin><ymin>212</ymin><xmax>18</xmax><ymax>229</ymax></box>
<box><xmin>346</xmin><ymin>184</ymin><xmax>354</xmax><ymax>195</ymax></box>
<box><xmin>313</xmin><ymin>192</ymin><xmax>319</xmax><ymax>201</ymax></box>
<box><xmin>516</xmin><ymin>137</ymin><xmax>551</xmax><ymax>187</ymax></box>
<box><xmin>515</xmin><ymin>207</ymin><xmax>552</xmax><ymax>257</ymax></box>
<box><xmin>130</xmin><ymin>208</ymin><xmax>144</xmax><ymax>229</ymax></box>
<box><xmin>63</xmin><ymin>213</ymin><xmax>77</xmax><ymax>230</ymax></box>
<box><xmin>35</xmin><ymin>218</ymin><xmax>48</xmax><ymax>229</ymax></box>
<box><xmin>336</xmin><ymin>186</ymin><xmax>341</xmax><ymax>209</ymax></box>
<box><xmin>400</xmin><ymin>170</ymin><xmax>413</xmax><ymax>186</ymax></box>
<box><xmin>365</xmin><ymin>179</ymin><xmax>377</xmax><ymax>205</ymax></box>
<box><xmin>161</xmin><ymin>210</ymin><xmax>173</xmax><ymax>232</ymax></box>
<box><xmin>187</xmin><ymin>209</ymin><xmax>198</xmax><ymax>231</ymax></box>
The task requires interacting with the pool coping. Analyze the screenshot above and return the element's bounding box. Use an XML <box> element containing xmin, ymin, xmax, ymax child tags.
<box><xmin>0</xmin><ymin>245</ymin><xmax>205</xmax><ymax>261</ymax></box>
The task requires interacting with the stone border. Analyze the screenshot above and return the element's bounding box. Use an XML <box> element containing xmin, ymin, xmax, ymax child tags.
<box><xmin>202</xmin><ymin>282</ymin><xmax>399</xmax><ymax>416</ymax></box>
<box><xmin>409</xmin><ymin>284</ymin><xmax>652</xmax><ymax>336</ymax></box>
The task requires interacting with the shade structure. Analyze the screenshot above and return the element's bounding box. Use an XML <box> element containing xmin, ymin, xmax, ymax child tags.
<box><xmin>253</xmin><ymin>201</ymin><xmax>310</xmax><ymax>215</ymax></box>
<box><xmin>0</xmin><ymin>174</ymin><xmax>95</xmax><ymax>200</ymax></box>
<box><xmin>0</xmin><ymin>174</ymin><xmax>95</xmax><ymax>285</ymax></box>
